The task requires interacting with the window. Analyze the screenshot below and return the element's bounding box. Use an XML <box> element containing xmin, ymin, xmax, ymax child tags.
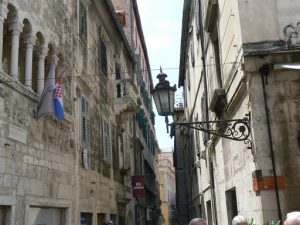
<box><xmin>116</xmin><ymin>64</ymin><xmax>122</xmax><ymax>98</ymax></box>
<box><xmin>97</xmin><ymin>213</ymin><xmax>105</xmax><ymax>225</ymax></box>
<box><xmin>226</xmin><ymin>188</ymin><xmax>238</xmax><ymax>225</ymax></box>
<box><xmin>206</xmin><ymin>200</ymin><xmax>213</xmax><ymax>225</ymax></box>
<box><xmin>186</xmin><ymin>67</ymin><xmax>190</xmax><ymax>91</ymax></box>
<box><xmin>100</xmin><ymin>39</ymin><xmax>107</xmax><ymax>75</ymax></box>
<box><xmin>28</xmin><ymin>207</ymin><xmax>67</xmax><ymax>225</ymax></box>
<box><xmin>102</xmin><ymin>119</ymin><xmax>111</xmax><ymax>162</ymax></box>
<box><xmin>195</xmin><ymin>0</ymin><xmax>201</xmax><ymax>39</ymax></box>
<box><xmin>116</xmin><ymin>84</ymin><xmax>122</xmax><ymax>98</ymax></box>
<box><xmin>81</xmin><ymin>212</ymin><xmax>93</xmax><ymax>225</ymax></box>
<box><xmin>0</xmin><ymin>205</ymin><xmax>11</xmax><ymax>225</ymax></box>
<box><xmin>79</xmin><ymin>1</ymin><xmax>87</xmax><ymax>43</ymax></box>
<box><xmin>80</xmin><ymin>94</ymin><xmax>90</xmax><ymax>148</ymax></box>
<box><xmin>194</xmin><ymin>115</ymin><xmax>201</xmax><ymax>158</ymax></box>
<box><xmin>213</xmin><ymin>36</ymin><xmax>222</xmax><ymax>88</ymax></box>
<box><xmin>115</xmin><ymin>64</ymin><xmax>121</xmax><ymax>80</ymax></box>
<box><xmin>191</xmin><ymin>40</ymin><xmax>195</xmax><ymax>67</ymax></box>
<box><xmin>201</xmin><ymin>94</ymin><xmax>209</xmax><ymax>144</ymax></box>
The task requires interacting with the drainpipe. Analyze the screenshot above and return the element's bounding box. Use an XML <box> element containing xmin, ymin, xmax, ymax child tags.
<box><xmin>259</xmin><ymin>64</ymin><xmax>282</xmax><ymax>224</ymax></box>
<box><xmin>198</xmin><ymin>1</ymin><xmax>218</xmax><ymax>224</ymax></box>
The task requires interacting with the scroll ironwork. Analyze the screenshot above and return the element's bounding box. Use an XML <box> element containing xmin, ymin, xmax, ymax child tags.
<box><xmin>170</xmin><ymin>113</ymin><xmax>252</xmax><ymax>148</ymax></box>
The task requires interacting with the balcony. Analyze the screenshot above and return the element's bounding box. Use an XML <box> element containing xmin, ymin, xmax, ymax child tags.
<box><xmin>116</xmin><ymin>185</ymin><xmax>132</xmax><ymax>205</ymax></box>
<box><xmin>114</xmin><ymin>78</ymin><xmax>138</xmax><ymax>123</ymax></box>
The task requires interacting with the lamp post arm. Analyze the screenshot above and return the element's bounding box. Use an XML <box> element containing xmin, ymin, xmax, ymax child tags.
<box><xmin>169</xmin><ymin>114</ymin><xmax>252</xmax><ymax>147</ymax></box>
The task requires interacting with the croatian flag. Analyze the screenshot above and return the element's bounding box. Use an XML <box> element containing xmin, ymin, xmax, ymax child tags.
<box><xmin>53</xmin><ymin>78</ymin><xmax>64</xmax><ymax>120</ymax></box>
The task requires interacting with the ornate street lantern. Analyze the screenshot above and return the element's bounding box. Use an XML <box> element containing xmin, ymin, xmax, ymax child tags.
<box><xmin>151</xmin><ymin>67</ymin><xmax>176</xmax><ymax>116</ymax></box>
<box><xmin>151</xmin><ymin>67</ymin><xmax>252</xmax><ymax>147</ymax></box>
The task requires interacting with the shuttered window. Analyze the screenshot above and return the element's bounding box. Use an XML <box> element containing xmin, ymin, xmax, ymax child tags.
<box><xmin>100</xmin><ymin>40</ymin><xmax>107</xmax><ymax>75</ymax></box>
<box><xmin>115</xmin><ymin>64</ymin><xmax>121</xmax><ymax>80</ymax></box>
<box><xmin>191</xmin><ymin>39</ymin><xmax>195</xmax><ymax>67</ymax></box>
<box><xmin>80</xmin><ymin>94</ymin><xmax>90</xmax><ymax>148</ymax></box>
<box><xmin>102</xmin><ymin>119</ymin><xmax>111</xmax><ymax>162</ymax></box>
<box><xmin>79</xmin><ymin>1</ymin><xmax>87</xmax><ymax>43</ymax></box>
<box><xmin>195</xmin><ymin>115</ymin><xmax>201</xmax><ymax>153</ymax></box>
<box><xmin>201</xmin><ymin>95</ymin><xmax>209</xmax><ymax>143</ymax></box>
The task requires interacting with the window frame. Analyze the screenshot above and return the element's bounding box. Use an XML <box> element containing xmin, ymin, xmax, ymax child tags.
<box><xmin>80</xmin><ymin>93</ymin><xmax>90</xmax><ymax>149</ymax></box>
<box><xmin>79</xmin><ymin>1</ymin><xmax>87</xmax><ymax>44</ymax></box>
<box><xmin>100</xmin><ymin>39</ymin><xmax>108</xmax><ymax>76</ymax></box>
<box><xmin>102</xmin><ymin>118</ymin><xmax>111</xmax><ymax>163</ymax></box>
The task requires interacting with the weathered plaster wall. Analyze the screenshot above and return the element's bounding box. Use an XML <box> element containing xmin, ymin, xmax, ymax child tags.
<box><xmin>238</xmin><ymin>0</ymin><xmax>300</xmax><ymax>44</ymax></box>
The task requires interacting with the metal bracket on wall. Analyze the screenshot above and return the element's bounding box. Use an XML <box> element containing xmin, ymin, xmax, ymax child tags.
<box><xmin>170</xmin><ymin>113</ymin><xmax>252</xmax><ymax>149</ymax></box>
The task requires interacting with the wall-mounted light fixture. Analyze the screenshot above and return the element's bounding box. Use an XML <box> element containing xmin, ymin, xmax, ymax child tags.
<box><xmin>151</xmin><ymin>68</ymin><xmax>252</xmax><ymax>147</ymax></box>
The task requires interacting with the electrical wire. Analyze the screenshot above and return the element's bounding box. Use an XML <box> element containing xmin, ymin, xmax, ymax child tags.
<box><xmin>0</xmin><ymin>61</ymin><xmax>243</xmax><ymax>84</ymax></box>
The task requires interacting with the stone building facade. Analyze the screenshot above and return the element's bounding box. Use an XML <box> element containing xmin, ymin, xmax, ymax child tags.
<box><xmin>177</xmin><ymin>0</ymin><xmax>300</xmax><ymax>225</ymax></box>
<box><xmin>0</xmin><ymin>0</ymin><xmax>156</xmax><ymax>225</ymax></box>
<box><xmin>172</xmin><ymin>107</ymin><xmax>189</xmax><ymax>225</ymax></box>
<box><xmin>157</xmin><ymin>151</ymin><xmax>176</xmax><ymax>225</ymax></box>
<box><xmin>110</xmin><ymin>1</ymin><xmax>160</xmax><ymax>225</ymax></box>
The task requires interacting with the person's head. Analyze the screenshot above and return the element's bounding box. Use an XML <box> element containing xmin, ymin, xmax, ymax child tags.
<box><xmin>104</xmin><ymin>220</ymin><xmax>116</xmax><ymax>225</ymax></box>
<box><xmin>189</xmin><ymin>218</ymin><xmax>207</xmax><ymax>225</ymax></box>
<box><xmin>232</xmin><ymin>215</ymin><xmax>247</xmax><ymax>225</ymax></box>
<box><xmin>284</xmin><ymin>212</ymin><xmax>300</xmax><ymax>225</ymax></box>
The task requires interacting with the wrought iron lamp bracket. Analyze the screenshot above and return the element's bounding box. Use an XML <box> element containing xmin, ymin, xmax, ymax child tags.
<box><xmin>170</xmin><ymin>113</ymin><xmax>252</xmax><ymax>149</ymax></box>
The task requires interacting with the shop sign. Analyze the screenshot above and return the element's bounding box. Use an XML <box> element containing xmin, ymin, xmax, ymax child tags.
<box><xmin>132</xmin><ymin>176</ymin><xmax>145</xmax><ymax>197</ymax></box>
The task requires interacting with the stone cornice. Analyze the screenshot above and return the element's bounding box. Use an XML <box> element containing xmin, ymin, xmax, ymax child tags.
<box><xmin>0</xmin><ymin>71</ymin><xmax>39</xmax><ymax>101</ymax></box>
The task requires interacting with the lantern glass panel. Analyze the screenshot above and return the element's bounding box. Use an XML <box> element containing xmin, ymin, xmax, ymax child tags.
<box><xmin>159</xmin><ymin>89</ymin><xmax>171</xmax><ymax>115</ymax></box>
<box><xmin>152</xmin><ymin>91</ymin><xmax>162</xmax><ymax>115</ymax></box>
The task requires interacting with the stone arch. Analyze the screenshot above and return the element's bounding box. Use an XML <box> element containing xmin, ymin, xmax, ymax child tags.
<box><xmin>6</xmin><ymin>0</ymin><xmax>21</xmax><ymax>12</ymax></box>
<box><xmin>6</xmin><ymin>3</ymin><xmax>18</xmax><ymax>20</ymax></box>
<box><xmin>19</xmin><ymin>18</ymin><xmax>33</xmax><ymax>85</ymax></box>
<box><xmin>32</xmin><ymin>31</ymin><xmax>45</xmax><ymax>93</ymax></box>
<box><xmin>45</xmin><ymin>42</ymin><xmax>56</xmax><ymax>71</ymax></box>
<box><xmin>2</xmin><ymin>3</ymin><xmax>18</xmax><ymax>74</ymax></box>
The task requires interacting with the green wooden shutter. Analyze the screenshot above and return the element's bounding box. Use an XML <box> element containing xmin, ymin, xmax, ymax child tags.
<box><xmin>102</xmin><ymin>119</ymin><xmax>111</xmax><ymax>162</ymax></box>
<box><xmin>81</xmin><ymin>94</ymin><xmax>90</xmax><ymax>148</ymax></box>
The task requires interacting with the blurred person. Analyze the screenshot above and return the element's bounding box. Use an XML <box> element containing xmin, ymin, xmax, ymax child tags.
<box><xmin>232</xmin><ymin>215</ymin><xmax>247</xmax><ymax>225</ymax></box>
<box><xmin>189</xmin><ymin>218</ymin><xmax>207</xmax><ymax>225</ymax></box>
<box><xmin>104</xmin><ymin>220</ymin><xmax>116</xmax><ymax>225</ymax></box>
<box><xmin>284</xmin><ymin>211</ymin><xmax>300</xmax><ymax>225</ymax></box>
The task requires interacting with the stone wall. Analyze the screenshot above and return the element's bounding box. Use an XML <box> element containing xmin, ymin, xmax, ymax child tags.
<box><xmin>0</xmin><ymin>0</ymin><xmax>137</xmax><ymax>224</ymax></box>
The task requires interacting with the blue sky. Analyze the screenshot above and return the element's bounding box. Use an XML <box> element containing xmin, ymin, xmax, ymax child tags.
<box><xmin>137</xmin><ymin>0</ymin><xmax>184</xmax><ymax>151</ymax></box>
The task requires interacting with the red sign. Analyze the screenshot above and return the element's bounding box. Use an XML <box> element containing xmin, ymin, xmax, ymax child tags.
<box><xmin>253</xmin><ymin>176</ymin><xmax>285</xmax><ymax>192</ymax></box>
<box><xmin>132</xmin><ymin>176</ymin><xmax>145</xmax><ymax>197</ymax></box>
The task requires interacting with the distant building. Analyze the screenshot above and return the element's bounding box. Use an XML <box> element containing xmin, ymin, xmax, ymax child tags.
<box><xmin>157</xmin><ymin>151</ymin><xmax>176</xmax><ymax>225</ymax></box>
<box><xmin>172</xmin><ymin>106</ymin><xmax>190</xmax><ymax>225</ymax></box>
<box><xmin>177</xmin><ymin>0</ymin><xmax>300</xmax><ymax>225</ymax></box>
<box><xmin>111</xmin><ymin>0</ymin><xmax>160</xmax><ymax>225</ymax></box>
